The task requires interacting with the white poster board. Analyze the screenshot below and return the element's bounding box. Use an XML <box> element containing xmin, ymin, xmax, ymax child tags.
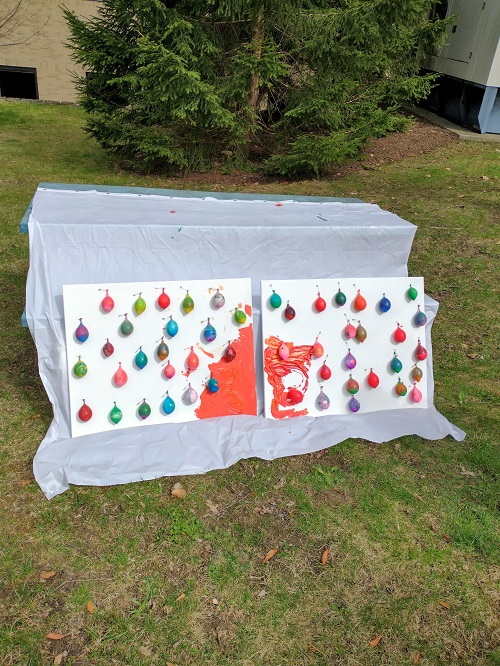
<box><xmin>63</xmin><ymin>278</ymin><xmax>256</xmax><ymax>437</ymax></box>
<box><xmin>261</xmin><ymin>278</ymin><xmax>427</xmax><ymax>418</ymax></box>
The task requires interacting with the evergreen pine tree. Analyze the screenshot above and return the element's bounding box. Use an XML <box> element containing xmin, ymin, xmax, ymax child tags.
<box><xmin>65</xmin><ymin>0</ymin><xmax>448</xmax><ymax>176</ymax></box>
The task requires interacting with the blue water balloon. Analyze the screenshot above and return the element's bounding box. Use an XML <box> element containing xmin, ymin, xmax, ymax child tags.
<box><xmin>162</xmin><ymin>393</ymin><xmax>175</xmax><ymax>415</ymax></box>
<box><xmin>135</xmin><ymin>347</ymin><xmax>148</xmax><ymax>369</ymax></box>
<box><xmin>166</xmin><ymin>316</ymin><xmax>179</xmax><ymax>337</ymax></box>
<box><xmin>203</xmin><ymin>319</ymin><xmax>217</xmax><ymax>343</ymax></box>
<box><xmin>379</xmin><ymin>294</ymin><xmax>391</xmax><ymax>313</ymax></box>
<box><xmin>207</xmin><ymin>377</ymin><xmax>220</xmax><ymax>393</ymax></box>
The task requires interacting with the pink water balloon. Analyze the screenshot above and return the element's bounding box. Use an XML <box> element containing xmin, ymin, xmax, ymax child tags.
<box><xmin>113</xmin><ymin>362</ymin><xmax>128</xmax><ymax>387</ymax></box>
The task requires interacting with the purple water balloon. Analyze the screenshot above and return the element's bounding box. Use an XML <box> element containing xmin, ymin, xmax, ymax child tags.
<box><xmin>316</xmin><ymin>388</ymin><xmax>330</xmax><ymax>411</ymax></box>
<box><xmin>348</xmin><ymin>396</ymin><xmax>360</xmax><ymax>413</ymax></box>
<box><xmin>75</xmin><ymin>318</ymin><xmax>89</xmax><ymax>342</ymax></box>
<box><xmin>344</xmin><ymin>350</ymin><xmax>357</xmax><ymax>370</ymax></box>
<box><xmin>183</xmin><ymin>384</ymin><xmax>198</xmax><ymax>405</ymax></box>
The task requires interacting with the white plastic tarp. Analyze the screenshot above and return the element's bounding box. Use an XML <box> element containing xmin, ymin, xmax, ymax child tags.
<box><xmin>26</xmin><ymin>186</ymin><xmax>465</xmax><ymax>499</ymax></box>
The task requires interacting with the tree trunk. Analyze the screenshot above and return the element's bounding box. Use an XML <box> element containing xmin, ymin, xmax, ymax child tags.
<box><xmin>248</xmin><ymin>7</ymin><xmax>264</xmax><ymax>114</ymax></box>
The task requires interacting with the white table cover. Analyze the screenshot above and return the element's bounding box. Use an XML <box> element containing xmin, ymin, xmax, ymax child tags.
<box><xmin>26</xmin><ymin>186</ymin><xmax>465</xmax><ymax>499</ymax></box>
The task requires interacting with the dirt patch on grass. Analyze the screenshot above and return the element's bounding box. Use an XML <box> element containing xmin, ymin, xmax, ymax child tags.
<box><xmin>162</xmin><ymin>117</ymin><xmax>459</xmax><ymax>189</ymax></box>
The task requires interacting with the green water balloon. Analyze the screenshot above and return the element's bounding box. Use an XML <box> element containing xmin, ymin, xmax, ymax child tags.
<box><xmin>407</xmin><ymin>285</ymin><xmax>418</xmax><ymax>301</ymax></box>
<box><xmin>234</xmin><ymin>308</ymin><xmax>247</xmax><ymax>325</ymax></box>
<box><xmin>73</xmin><ymin>357</ymin><xmax>87</xmax><ymax>378</ymax></box>
<box><xmin>134</xmin><ymin>293</ymin><xmax>146</xmax><ymax>315</ymax></box>
<box><xmin>110</xmin><ymin>402</ymin><xmax>123</xmax><ymax>425</ymax></box>
<box><xmin>269</xmin><ymin>290</ymin><xmax>282</xmax><ymax>309</ymax></box>
<box><xmin>138</xmin><ymin>399</ymin><xmax>151</xmax><ymax>420</ymax></box>
<box><xmin>120</xmin><ymin>314</ymin><xmax>134</xmax><ymax>336</ymax></box>
<box><xmin>182</xmin><ymin>291</ymin><xmax>194</xmax><ymax>314</ymax></box>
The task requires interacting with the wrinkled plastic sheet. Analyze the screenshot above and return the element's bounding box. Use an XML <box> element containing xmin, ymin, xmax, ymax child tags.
<box><xmin>26</xmin><ymin>187</ymin><xmax>465</xmax><ymax>499</ymax></box>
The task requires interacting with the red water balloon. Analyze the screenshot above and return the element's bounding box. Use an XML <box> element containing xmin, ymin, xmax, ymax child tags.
<box><xmin>367</xmin><ymin>369</ymin><xmax>380</xmax><ymax>388</ymax></box>
<box><xmin>393</xmin><ymin>324</ymin><xmax>406</xmax><ymax>343</ymax></box>
<box><xmin>101</xmin><ymin>289</ymin><xmax>114</xmax><ymax>313</ymax></box>
<box><xmin>315</xmin><ymin>294</ymin><xmax>326</xmax><ymax>312</ymax></box>
<box><xmin>284</xmin><ymin>303</ymin><xmax>296</xmax><ymax>321</ymax></box>
<box><xmin>320</xmin><ymin>362</ymin><xmax>332</xmax><ymax>380</ymax></box>
<box><xmin>311</xmin><ymin>337</ymin><xmax>324</xmax><ymax>358</ymax></box>
<box><xmin>353</xmin><ymin>290</ymin><xmax>367</xmax><ymax>312</ymax></box>
<box><xmin>187</xmin><ymin>347</ymin><xmax>199</xmax><ymax>372</ymax></box>
<box><xmin>224</xmin><ymin>343</ymin><xmax>236</xmax><ymax>362</ymax></box>
<box><xmin>102</xmin><ymin>339</ymin><xmax>114</xmax><ymax>357</ymax></box>
<box><xmin>157</xmin><ymin>288</ymin><xmax>170</xmax><ymax>310</ymax></box>
<box><xmin>78</xmin><ymin>400</ymin><xmax>92</xmax><ymax>422</ymax></box>
<box><xmin>415</xmin><ymin>339</ymin><xmax>428</xmax><ymax>361</ymax></box>
<box><xmin>288</xmin><ymin>388</ymin><xmax>304</xmax><ymax>404</ymax></box>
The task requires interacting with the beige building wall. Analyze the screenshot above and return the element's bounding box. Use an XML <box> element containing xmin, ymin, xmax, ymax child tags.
<box><xmin>0</xmin><ymin>0</ymin><xmax>101</xmax><ymax>103</ymax></box>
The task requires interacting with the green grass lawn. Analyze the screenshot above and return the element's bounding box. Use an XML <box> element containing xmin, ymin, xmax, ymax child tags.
<box><xmin>0</xmin><ymin>101</ymin><xmax>499</xmax><ymax>666</ymax></box>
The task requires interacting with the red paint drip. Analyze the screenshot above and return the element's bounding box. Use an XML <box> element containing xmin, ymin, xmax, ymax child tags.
<box><xmin>198</xmin><ymin>347</ymin><xmax>215</xmax><ymax>358</ymax></box>
<box><xmin>195</xmin><ymin>325</ymin><xmax>257</xmax><ymax>419</ymax></box>
<box><xmin>244</xmin><ymin>303</ymin><xmax>252</xmax><ymax>317</ymax></box>
<box><xmin>264</xmin><ymin>336</ymin><xmax>310</xmax><ymax>419</ymax></box>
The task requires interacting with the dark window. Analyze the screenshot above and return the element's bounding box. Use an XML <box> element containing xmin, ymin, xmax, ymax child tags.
<box><xmin>0</xmin><ymin>66</ymin><xmax>38</xmax><ymax>99</ymax></box>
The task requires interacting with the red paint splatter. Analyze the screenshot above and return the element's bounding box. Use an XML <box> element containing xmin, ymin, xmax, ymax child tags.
<box><xmin>264</xmin><ymin>336</ymin><xmax>311</xmax><ymax>419</ymax></box>
<box><xmin>195</xmin><ymin>325</ymin><xmax>257</xmax><ymax>419</ymax></box>
<box><xmin>244</xmin><ymin>303</ymin><xmax>252</xmax><ymax>317</ymax></box>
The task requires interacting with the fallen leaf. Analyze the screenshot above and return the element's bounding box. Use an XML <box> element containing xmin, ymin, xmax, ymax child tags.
<box><xmin>172</xmin><ymin>482</ymin><xmax>183</xmax><ymax>489</ymax></box>
<box><xmin>53</xmin><ymin>651</ymin><xmax>68</xmax><ymax>665</ymax></box>
<box><xmin>443</xmin><ymin>533</ymin><xmax>451</xmax><ymax>543</ymax></box>
<box><xmin>32</xmin><ymin>414</ymin><xmax>41</xmax><ymax>419</ymax></box>
<box><xmin>171</xmin><ymin>486</ymin><xmax>187</xmax><ymax>499</ymax></box>
<box><xmin>175</xmin><ymin>593</ymin><xmax>186</xmax><ymax>602</ymax></box>
<box><xmin>321</xmin><ymin>549</ymin><xmax>330</xmax><ymax>564</ymax></box>
<box><xmin>263</xmin><ymin>548</ymin><xmax>278</xmax><ymax>563</ymax></box>
<box><xmin>413</xmin><ymin>651</ymin><xmax>421</xmax><ymax>664</ymax></box>
<box><xmin>20</xmin><ymin>479</ymin><xmax>33</xmax><ymax>486</ymax></box>
<box><xmin>86</xmin><ymin>601</ymin><xmax>95</xmax><ymax>614</ymax></box>
<box><xmin>40</xmin><ymin>571</ymin><xmax>56</xmax><ymax>579</ymax></box>
<box><xmin>205</xmin><ymin>500</ymin><xmax>219</xmax><ymax>514</ymax></box>
<box><xmin>413</xmin><ymin>493</ymin><xmax>424</xmax><ymax>502</ymax></box>
<box><xmin>46</xmin><ymin>632</ymin><xmax>65</xmax><ymax>641</ymax></box>
<box><xmin>481</xmin><ymin>175</ymin><xmax>490</xmax><ymax>181</ymax></box>
<box><xmin>212</xmin><ymin>598</ymin><xmax>219</xmax><ymax>605</ymax></box>
<box><xmin>460</xmin><ymin>467</ymin><xmax>476</xmax><ymax>477</ymax></box>
<box><xmin>439</xmin><ymin>600</ymin><xmax>450</xmax><ymax>609</ymax></box>
<box><xmin>369</xmin><ymin>634</ymin><xmax>382</xmax><ymax>647</ymax></box>
<box><xmin>257</xmin><ymin>589</ymin><xmax>266</xmax><ymax>598</ymax></box>
<box><xmin>138</xmin><ymin>646</ymin><xmax>153</xmax><ymax>656</ymax></box>
<box><xmin>166</xmin><ymin>662</ymin><xmax>178</xmax><ymax>666</ymax></box>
